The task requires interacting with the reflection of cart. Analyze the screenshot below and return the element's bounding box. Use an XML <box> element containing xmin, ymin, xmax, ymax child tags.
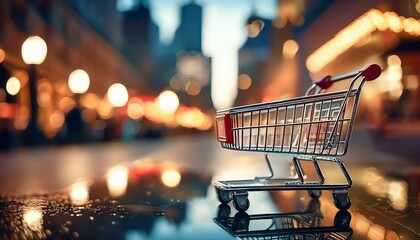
<box><xmin>213</xmin><ymin>64</ymin><xmax>382</xmax><ymax>211</ymax></box>
<box><xmin>214</xmin><ymin>202</ymin><xmax>353</xmax><ymax>240</ymax></box>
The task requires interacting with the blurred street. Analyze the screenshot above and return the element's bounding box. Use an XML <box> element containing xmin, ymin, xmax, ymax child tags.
<box><xmin>1</xmin><ymin>128</ymin><xmax>419</xmax><ymax>239</ymax></box>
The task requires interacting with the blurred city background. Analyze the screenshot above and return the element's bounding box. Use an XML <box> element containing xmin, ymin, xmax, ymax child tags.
<box><xmin>1</xmin><ymin>1</ymin><xmax>420</xmax><ymax>239</ymax></box>
<box><xmin>0</xmin><ymin>0</ymin><xmax>419</xmax><ymax>149</ymax></box>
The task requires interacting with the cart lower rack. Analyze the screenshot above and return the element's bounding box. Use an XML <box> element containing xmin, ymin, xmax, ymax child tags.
<box><xmin>213</xmin><ymin>64</ymin><xmax>382</xmax><ymax>211</ymax></box>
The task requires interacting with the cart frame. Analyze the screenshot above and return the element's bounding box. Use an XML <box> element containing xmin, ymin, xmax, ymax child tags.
<box><xmin>213</xmin><ymin>64</ymin><xmax>382</xmax><ymax>211</ymax></box>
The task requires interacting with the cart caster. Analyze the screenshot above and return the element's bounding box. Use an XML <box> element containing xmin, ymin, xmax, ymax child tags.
<box><xmin>333</xmin><ymin>192</ymin><xmax>351</xmax><ymax>210</ymax></box>
<box><xmin>216</xmin><ymin>188</ymin><xmax>233</xmax><ymax>204</ymax></box>
<box><xmin>308</xmin><ymin>189</ymin><xmax>322</xmax><ymax>199</ymax></box>
<box><xmin>334</xmin><ymin>210</ymin><xmax>351</xmax><ymax>228</ymax></box>
<box><xmin>217</xmin><ymin>204</ymin><xmax>231</xmax><ymax>219</ymax></box>
<box><xmin>233</xmin><ymin>211</ymin><xmax>250</xmax><ymax>231</ymax></box>
<box><xmin>232</xmin><ymin>191</ymin><xmax>250</xmax><ymax>212</ymax></box>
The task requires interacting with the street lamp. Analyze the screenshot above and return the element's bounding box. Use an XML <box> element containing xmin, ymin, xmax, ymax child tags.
<box><xmin>68</xmin><ymin>69</ymin><xmax>90</xmax><ymax>95</ymax></box>
<box><xmin>64</xmin><ymin>69</ymin><xmax>90</xmax><ymax>144</ymax></box>
<box><xmin>107</xmin><ymin>83</ymin><xmax>128</xmax><ymax>107</ymax></box>
<box><xmin>106</xmin><ymin>83</ymin><xmax>128</xmax><ymax>140</ymax></box>
<box><xmin>21</xmin><ymin>36</ymin><xmax>48</xmax><ymax>146</ymax></box>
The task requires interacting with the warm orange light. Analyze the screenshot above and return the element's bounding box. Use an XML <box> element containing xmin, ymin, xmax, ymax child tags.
<box><xmin>14</xmin><ymin>106</ymin><xmax>29</xmax><ymax>130</ymax></box>
<box><xmin>283</xmin><ymin>39</ymin><xmax>299</xmax><ymax>58</ymax></box>
<box><xmin>306</xmin><ymin>9</ymin><xmax>420</xmax><ymax>73</ymax></box>
<box><xmin>127</xmin><ymin>97</ymin><xmax>145</xmax><ymax>120</ymax></box>
<box><xmin>185</xmin><ymin>81</ymin><xmax>201</xmax><ymax>96</ymax></box>
<box><xmin>59</xmin><ymin>97</ymin><xmax>76</xmax><ymax>113</ymax></box>
<box><xmin>0</xmin><ymin>49</ymin><xmax>5</xmax><ymax>63</ymax></box>
<box><xmin>238</xmin><ymin>74</ymin><xmax>252</xmax><ymax>90</ymax></box>
<box><xmin>23</xmin><ymin>207</ymin><xmax>43</xmax><ymax>231</ymax></box>
<box><xmin>37</xmin><ymin>81</ymin><xmax>52</xmax><ymax>108</ymax></box>
<box><xmin>12</xmin><ymin>70</ymin><xmax>29</xmax><ymax>88</ymax></box>
<box><xmin>6</xmin><ymin>77</ymin><xmax>21</xmax><ymax>96</ymax></box>
<box><xmin>175</xmin><ymin>107</ymin><xmax>209</xmax><ymax>129</ymax></box>
<box><xmin>161</xmin><ymin>169</ymin><xmax>181</xmax><ymax>188</ymax></box>
<box><xmin>80</xmin><ymin>93</ymin><xmax>100</xmax><ymax>110</ymax></box>
<box><xmin>107</xmin><ymin>165</ymin><xmax>129</xmax><ymax>197</ymax></box>
<box><xmin>367</xmin><ymin>224</ymin><xmax>386</xmax><ymax>240</ymax></box>
<box><xmin>96</xmin><ymin>99</ymin><xmax>114</xmax><ymax>119</ymax></box>
<box><xmin>49</xmin><ymin>111</ymin><xmax>65</xmax><ymax>129</ymax></box>
<box><xmin>69</xmin><ymin>181</ymin><xmax>89</xmax><ymax>205</ymax></box>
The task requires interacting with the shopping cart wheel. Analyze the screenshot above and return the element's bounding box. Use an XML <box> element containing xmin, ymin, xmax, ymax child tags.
<box><xmin>216</xmin><ymin>188</ymin><xmax>233</xmax><ymax>204</ymax></box>
<box><xmin>308</xmin><ymin>189</ymin><xmax>322</xmax><ymax>199</ymax></box>
<box><xmin>233</xmin><ymin>212</ymin><xmax>250</xmax><ymax>231</ymax></box>
<box><xmin>216</xmin><ymin>204</ymin><xmax>231</xmax><ymax>219</ymax></box>
<box><xmin>334</xmin><ymin>210</ymin><xmax>351</xmax><ymax>228</ymax></box>
<box><xmin>333</xmin><ymin>192</ymin><xmax>351</xmax><ymax>210</ymax></box>
<box><xmin>232</xmin><ymin>191</ymin><xmax>250</xmax><ymax>212</ymax></box>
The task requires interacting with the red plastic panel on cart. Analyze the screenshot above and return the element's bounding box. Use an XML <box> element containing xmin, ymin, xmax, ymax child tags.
<box><xmin>215</xmin><ymin>113</ymin><xmax>233</xmax><ymax>144</ymax></box>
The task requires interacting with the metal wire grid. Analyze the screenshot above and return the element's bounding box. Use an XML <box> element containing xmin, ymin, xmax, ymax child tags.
<box><xmin>220</xmin><ymin>90</ymin><xmax>358</xmax><ymax>156</ymax></box>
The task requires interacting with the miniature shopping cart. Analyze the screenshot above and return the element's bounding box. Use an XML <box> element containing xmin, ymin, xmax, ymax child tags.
<box><xmin>213</xmin><ymin>64</ymin><xmax>382</xmax><ymax>212</ymax></box>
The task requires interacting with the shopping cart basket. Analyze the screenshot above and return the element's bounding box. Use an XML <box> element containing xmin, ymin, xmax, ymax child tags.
<box><xmin>213</xmin><ymin>64</ymin><xmax>382</xmax><ymax>212</ymax></box>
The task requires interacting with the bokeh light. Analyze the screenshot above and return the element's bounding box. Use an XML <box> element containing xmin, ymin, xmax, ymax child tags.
<box><xmin>238</xmin><ymin>74</ymin><xmax>252</xmax><ymax>90</ymax></box>
<box><xmin>127</xmin><ymin>97</ymin><xmax>145</xmax><ymax>120</ymax></box>
<box><xmin>21</xmin><ymin>36</ymin><xmax>48</xmax><ymax>65</ymax></box>
<box><xmin>107</xmin><ymin>83</ymin><xmax>129</xmax><ymax>107</ymax></box>
<box><xmin>157</xmin><ymin>90</ymin><xmax>179</xmax><ymax>114</ymax></box>
<box><xmin>69</xmin><ymin>181</ymin><xmax>89</xmax><ymax>206</ymax></box>
<box><xmin>107</xmin><ymin>165</ymin><xmax>129</xmax><ymax>197</ymax></box>
<box><xmin>161</xmin><ymin>169</ymin><xmax>181</xmax><ymax>188</ymax></box>
<box><xmin>6</xmin><ymin>77</ymin><xmax>21</xmax><ymax>96</ymax></box>
<box><xmin>68</xmin><ymin>69</ymin><xmax>90</xmax><ymax>94</ymax></box>
<box><xmin>0</xmin><ymin>49</ymin><xmax>5</xmax><ymax>63</ymax></box>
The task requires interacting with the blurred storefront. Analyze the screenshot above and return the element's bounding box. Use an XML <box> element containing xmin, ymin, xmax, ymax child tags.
<box><xmin>297</xmin><ymin>0</ymin><xmax>420</xmax><ymax>137</ymax></box>
<box><xmin>0</xmin><ymin>0</ymin><xmax>147</xmax><ymax>146</ymax></box>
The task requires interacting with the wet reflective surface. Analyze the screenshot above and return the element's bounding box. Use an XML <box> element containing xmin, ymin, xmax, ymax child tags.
<box><xmin>0</xmin><ymin>132</ymin><xmax>419</xmax><ymax>239</ymax></box>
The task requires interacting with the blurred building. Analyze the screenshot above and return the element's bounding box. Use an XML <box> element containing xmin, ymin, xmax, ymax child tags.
<box><xmin>296</xmin><ymin>0</ymin><xmax>420</xmax><ymax>136</ymax></box>
<box><xmin>151</xmin><ymin>2</ymin><xmax>212</xmax><ymax>109</ymax></box>
<box><xmin>121</xmin><ymin>2</ymin><xmax>158</xmax><ymax>82</ymax></box>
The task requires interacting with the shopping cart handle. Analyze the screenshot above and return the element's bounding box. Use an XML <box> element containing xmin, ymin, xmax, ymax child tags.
<box><xmin>315</xmin><ymin>64</ymin><xmax>381</xmax><ymax>89</ymax></box>
<box><xmin>314</xmin><ymin>75</ymin><xmax>333</xmax><ymax>89</ymax></box>
<box><xmin>360</xmin><ymin>64</ymin><xmax>381</xmax><ymax>81</ymax></box>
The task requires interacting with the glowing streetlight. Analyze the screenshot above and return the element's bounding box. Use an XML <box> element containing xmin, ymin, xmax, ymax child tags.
<box><xmin>107</xmin><ymin>83</ymin><xmax>129</xmax><ymax>107</ymax></box>
<box><xmin>21</xmin><ymin>36</ymin><xmax>48</xmax><ymax>65</ymax></box>
<box><xmin>66</xmin><ymin>69</ymin><xmax>90</xmax><ymax>143</ymax></box>
<box><xmin>6</xmin><ymin>77</ymin><xmax>21</xmax><ymax>96</ymax></box>
<box><xmin>157</xmin><ymin>90</ymin><xmax>179</xmax><ymax>114</ymax></box>
<box><xmin>20</xmin><ymin>35</ymin><xmax>48</xmax><ymax>146</ymax></box>
<box><xmin>68</xmin><ymin>69</ymin><xmax>90</xmax><ymax>94</ymax></box>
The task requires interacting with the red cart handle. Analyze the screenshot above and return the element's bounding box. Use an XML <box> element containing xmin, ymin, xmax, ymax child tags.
<box><xmin>315</xmin><ymin>64</ymin><xmax>381</xmax><ymax>90</ymax></box>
